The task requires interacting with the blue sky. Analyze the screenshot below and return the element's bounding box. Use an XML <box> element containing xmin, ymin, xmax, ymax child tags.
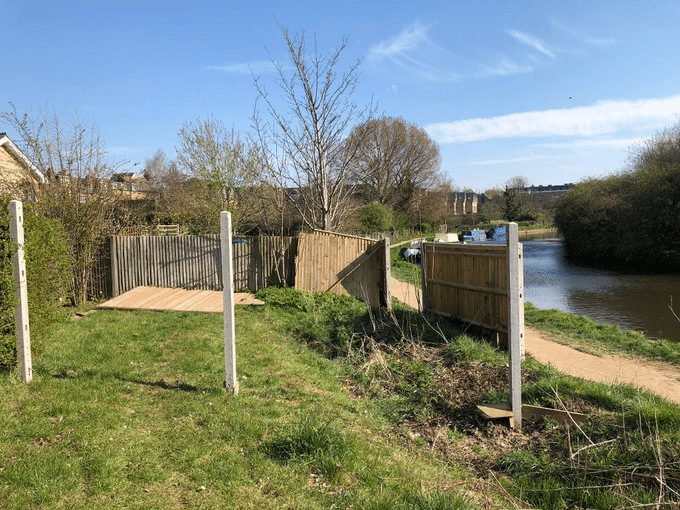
<box><xmin>3</xmin><ymin>0</ymin><xmax>680</xmax><ymax>191</ymax></box>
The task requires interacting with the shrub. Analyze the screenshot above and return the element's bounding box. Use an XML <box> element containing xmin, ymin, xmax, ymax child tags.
<box><xmin>359</xmin><ymin>201</ymin><xmax>393</xmax><ymax>234</ymax></box>
<box><xmin>0</xmin><ymin>197</ymin><xmax>72</xmax><ymax>371</ymax></box>
<box><xmin>555</xmin><ymin>122</ymin><xmax>680</xmax><ymax>269</ymax></box>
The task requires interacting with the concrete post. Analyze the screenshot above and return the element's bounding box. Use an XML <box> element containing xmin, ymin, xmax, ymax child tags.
<box><xmin>383</xmin><ymin>237</ymin><xmax>392</xmax><ymax>310</ymax></box>
<box><xmin>221</xmin><ymin>211</ymin><xmax>238</xmax><ymax>395</ymax></box>
<box><xmin>507</xmin><ymin>222</ymin><xmax>523</xmax><ymax>429</ymax></box>
<box><xmin>9</xmin><ymin>200</ymin><xmax>32</xmax><ymax>383</ymax></box>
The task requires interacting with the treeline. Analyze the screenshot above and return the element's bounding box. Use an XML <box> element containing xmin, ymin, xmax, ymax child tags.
<box><xmin>555</xmin><ymin>124</ymin><xmax>680</xmax><ymax>269</ymax></box>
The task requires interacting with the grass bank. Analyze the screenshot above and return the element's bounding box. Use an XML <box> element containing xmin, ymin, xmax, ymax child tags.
<box><xmin>259</xmin><ymin>289</ymin><xmax>680</xmax><ymax>509</ymax></box>
<box><xmin>3</xmin><ymin>288</ymin><xmax>680</xmax><ymax>509</ymax></box>
<box><xmin>0</xmin><ymin>304</ymin><xmax>478</xmax><ymax>509</ymax></box>
<box><xmin>525</xmin><ymin>302</ymin><xmax>680</xmax><ymax>365</ymax></box>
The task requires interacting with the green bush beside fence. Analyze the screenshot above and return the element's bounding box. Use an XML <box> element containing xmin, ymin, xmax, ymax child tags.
<box><xmin>0</xmin><ymin>196</ymin><xmax>72</xmax><ymax>371</ymax></box>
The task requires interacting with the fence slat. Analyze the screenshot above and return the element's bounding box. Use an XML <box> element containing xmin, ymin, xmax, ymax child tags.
<box><xmin>294</xmin><ymin>230</ymin><xmax>387</xmax><ymax>308</ymax></box>
<box><xmin>100</xmin><ymin>235</ymin><xmax>295</xmax><ymax>297</ymax></box>
<box><xmin>422</xmin><ymin>239</ymin><xmax>523</xmax><ymax>348</ymax></box>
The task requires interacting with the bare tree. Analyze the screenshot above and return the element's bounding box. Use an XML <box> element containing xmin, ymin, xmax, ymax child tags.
<box><xmin>344</xmin><ymin>116</ymin><xmax>443</xmax><ymax>214</ymax></box>
<box><xmin>253</xmin><ymin>28</ymin><xmax>373</xmax><ymax>231</ymax></box>
<box><xmin>1</xmin><ymin>103</ymin><xmax>126</xmax><ymax>305</ymax></box>
<box><xmin>506</xmin><ymin>175</ymin><xmax>530</xmax><ymax>190</ymax></box>
<box><xmin>142</xmin><ymin>149</ymin><xmax>188</xmax><ymax>223</ymax></box>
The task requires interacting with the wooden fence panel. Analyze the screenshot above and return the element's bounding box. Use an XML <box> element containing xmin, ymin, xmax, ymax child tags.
<box><xmin>108</xmin><ymin>235</ymin><xmax>296</xmax><ymax>297</ymax></box>
<box><xmin>422</xmin><ymin>241</ymin><xmax>522</xmax><ymax>346</ymax></box>
<box><xmin>295</xmin><ymin>230</ymin><xmax>389</xmax><ymax>308</ymax></box>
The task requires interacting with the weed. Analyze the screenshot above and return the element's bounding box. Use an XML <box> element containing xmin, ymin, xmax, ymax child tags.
<box><xmin>445</xmin><ymin>335</ymin><xmax>507</xmax><ymax>365</ymax></box>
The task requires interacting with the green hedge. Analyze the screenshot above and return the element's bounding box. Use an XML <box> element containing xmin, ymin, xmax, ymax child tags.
<box><xmin>0</xmin><ymin>196</ymin><xmax>72</xmax><ymax>371</ymax></box>
<box><xmin>555</xmin><ymin>125</ymin><xmax>680</xmax><ymax>269</ymax></box>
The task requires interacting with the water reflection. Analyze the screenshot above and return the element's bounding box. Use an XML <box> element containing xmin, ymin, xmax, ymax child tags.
<box><xmin>523</xmin><ymin>238</ymin><xmax>680</xmax><ymax>342</ymax></box>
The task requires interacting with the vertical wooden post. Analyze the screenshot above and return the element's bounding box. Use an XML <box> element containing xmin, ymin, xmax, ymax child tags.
<box><xmin>507</xmin><ymin>222</ymin><xmax>522</xmax><ymax>429</ymax></box>
<box><xmin>420</xmin><ymin>240</ymin><xmax>428</xmax><ymax>313</ymax></box>
<box><xmin>110</xmin><ymin>236</ymin><xmax>119</xmax><ymax>297</ymax></box>
<box><xmin>9</xmin><ymin>200</ymin><xmax>32</xmax><ymax>383</ymax></box>
<box><xmin>221</xmin><ymin>211</ymin><xmax>238</xmax><ymax>395</ymax></box>
<box><xmin>383</xmin><ymin>237</ymin><xmax>392</xmax><ymax>310</ymax></box>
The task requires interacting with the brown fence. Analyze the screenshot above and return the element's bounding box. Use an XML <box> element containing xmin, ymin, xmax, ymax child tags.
<box><xmin>421</xmin><ymin>240</ymin><xmax>523</xmax><ymax>347</ymax></box>
<box><xmin>108</xmin><ymin>235</ymin><xmax>296</xmax><ymax>297</ymax></box>
<box><xmin>295</xmin><ymin>230</ymin><xmax>391</xmax><ymax>309</ymax></box>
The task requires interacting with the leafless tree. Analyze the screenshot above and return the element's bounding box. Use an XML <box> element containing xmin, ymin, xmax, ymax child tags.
<box><xmin>345</xmin><ymin>116</ymin><xmax>443</xmax><ymax>212</ymax></box>
<box><xmin>253</xmin><ymin>28</ymin><xmax>373</xmax><ymax>231</ymax></box>
<box><xmin>142</xmin><ymin>149</ymin><xmax>188</xmax><ymax>223</ymax></box>
<box><xmin>506</xmin><ymin>175</ymin><xmax>530</xmax><ymax>190</ymax></box>
<box><xmin>1</xmin><ymin>103</ymin><xmax>127</xmax><ymax>305</ymax></box>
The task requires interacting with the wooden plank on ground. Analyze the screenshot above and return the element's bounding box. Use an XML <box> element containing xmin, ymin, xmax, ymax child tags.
<box><xmin>97</xmin><ymin>286</ymin><xmax>263</xmax><ymax>313</ymax></box>
<box><xmin>478</xmin><ymin>402</ymin><xmax>588</xmax><ymax>426</ymax></box>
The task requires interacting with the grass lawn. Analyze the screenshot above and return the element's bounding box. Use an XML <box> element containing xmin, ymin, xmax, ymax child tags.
<box><xmin>0</xmin><ymin>305</ymin><xmax>476</xmax><ymax>510</ymax></box>
<box><xmin>4</xmin><ymin>287</ymin><xmax>680</xmax><ymax>509</ymax></box>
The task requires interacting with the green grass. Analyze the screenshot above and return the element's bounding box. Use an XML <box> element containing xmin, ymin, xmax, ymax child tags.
<box><xmin>254</xmin><ymin>288</ymin><xmax>680</xmax><ymax>509</ymax></box>
<box><xmin>4</xmin><ymin>287</ymin><xmax>680</xmax><ymax>509</ymax></box>
<box><xmin>525</xmin><ymin>302</ymin><xmax>680</xmax><ymax>365</ymax></box>
<box><xmin>390</xmin><ymin>243</ymin><xmax>423</xmax><ymax>285</ymax></box>
<box><xmin>0</xmin><ymin>304</ymin><xmax>479</xmax><ymax>509</ymax></box>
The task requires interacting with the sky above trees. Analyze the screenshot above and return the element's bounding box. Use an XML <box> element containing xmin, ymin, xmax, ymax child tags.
<box><xmin>2</xmin><ymin>0</ymin><xmax>680</xmax><ymax>191</ymax></box>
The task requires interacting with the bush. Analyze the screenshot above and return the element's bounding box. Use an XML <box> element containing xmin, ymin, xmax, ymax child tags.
<box><xmin>359</xmin><ymin>201</ymin><xmax>393</xmax><ymax>234</ymax></box>
<box><xmin>0</xmin><ymin>197</ymin><xmax>72</xmax><ymax>371</ymax></box>
<box><xmin>555</xmin><ymin>123</ymin><xmax>680</xmax><ymax>269</ymax></box>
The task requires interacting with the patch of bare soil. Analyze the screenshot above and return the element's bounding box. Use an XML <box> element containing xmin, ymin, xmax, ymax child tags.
<box><xmin>407</xmin><ymin>361</ymin><xmax>547</xmax><ymax>475</ymax></box>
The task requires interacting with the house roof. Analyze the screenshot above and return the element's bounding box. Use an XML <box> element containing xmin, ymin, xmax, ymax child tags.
<box><xmin>0</xmin><ymin>133</ymin><xmax>46</xmax><ymax>184</ymax></box>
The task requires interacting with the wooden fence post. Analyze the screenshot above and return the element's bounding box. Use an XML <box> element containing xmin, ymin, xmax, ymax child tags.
<box><xmin>420</xmin><ymin>240</ymin><xmax>428</xmax><ymax>313</ymax></box>
<box><xmin>383</xmin><ymin>237</ymin><xmax>392</xmax><ymax>310</ymax></box>
<box><xmin>507</xmin><ymin>222</ymin><xmax>522</xmax><ymax>429</ymax></box>
<box><xmin>221</xmin><ymin>211</ymin><xmax>238</xmax><ymax>395</ymax></box>
<box><xmin>9</xmin><ymin>200</ymin><xmax>32</xmax><ymax>383</ymax></box>
<box><xmin>110</xmin><ymin>236</ymin><xmax>119</xmax><ymax>298</ymax></box>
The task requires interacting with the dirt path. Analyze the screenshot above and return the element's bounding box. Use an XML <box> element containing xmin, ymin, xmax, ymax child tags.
<box><xmin>525</xmin><ymin>326</ymin><xmax>680</xmax><ymax>405</ymax></box>
<box><xmin>390</xmin><ymin>277</ymin><xmax>680</xmax><ymax>405</ymax></box>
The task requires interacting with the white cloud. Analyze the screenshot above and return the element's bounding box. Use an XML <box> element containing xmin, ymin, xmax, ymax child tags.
<box><xmin>550</xmin><ymin>19</ymin><xmax>618</xmax><ymax>46</ymax></box>
<box><xmin>475</xmin><ymin>55</ymin><xmax>535</xmax><ymax>78</ymax></box>
<box><xmin>369</xmin><ymin>21</ymin><xmax>534</xmax><ymax>82</ymax></box>
<box><xmin>506</xmin><ymin>30</ymin><xmax>556</xmax><ymax>59</ymax></box>
<box><xmin>367</xmin><ymin>21</ymin><xmax>466</xmax><ymax>82</ymax></box>
<box><xmin>535</xmin><ymin>138</ymin><xmax>642</xmax><ymax>150</ymax></box>
<box><xmin>368</xmin><ymin>20</ymin><xmax>433</xmax><ymax>61</ymax></box>
<box><xmin>426</xmin><ymin>95</ymin><xmax>680</xmax><ymax>143</ymax></box>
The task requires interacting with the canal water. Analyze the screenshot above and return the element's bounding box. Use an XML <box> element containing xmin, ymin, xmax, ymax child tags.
<box><xmin>522</xmin><ymin>237</ymin><xmax>680</xmax><ymax>342</ymax></box>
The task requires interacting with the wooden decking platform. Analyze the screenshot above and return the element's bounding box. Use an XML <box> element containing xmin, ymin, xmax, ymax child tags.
<box><xmin>98</xmin><ymin>286</ymin><xmax>264</xmax><ymax>313</ymax></box>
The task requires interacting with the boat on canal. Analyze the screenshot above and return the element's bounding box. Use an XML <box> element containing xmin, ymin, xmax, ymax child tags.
<box><xmin>460</xmin><ymin>229</ymin><xmax>487</xmax><ymax>242</ymax></box>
